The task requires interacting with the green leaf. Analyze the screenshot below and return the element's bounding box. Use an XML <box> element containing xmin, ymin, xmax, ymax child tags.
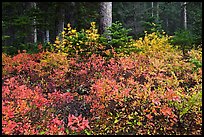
<box><xmin>39</xmin><ymin>131</ymin><xmax>45</xmax><ymax>135</ymax></box>
<box><xmin>180</xmin><ymin>107</ymin><xmax>189</xmax><ymax>117</ymax></box>
<box><xmin>137</xmin><ymin>121</ymin><xmax>142</xmax><ymax>126</ymax></box>
<box><xmin>114</xmin><ymin>119</ymin><xmax>119</xmax><ymax>124</ymax></box>
<box><xmin>66</xmin><ymin>128</ymin><xmax>69</xmax><ymax>134</ymax></box>
<box><xmin>66</xmin><ymin>88</ymin><xmax>71</xmax><ymax>92</ymax></box>
<box><xmin>84</xmin><ymin>129</ymin><xmax>91</xmax><ymax>135</ymax></box>
<box><xmin>127</xmin><ymin>121</ymin><xmax>133</xmax><ymax>125</ymax></box>
<box><xmin>104</xmin><ymin>126</ymin><xmax>110</xmax><ymax>131</ymax></box>
<box><xmin>128</xmin><ymin>115</ymin><xmax>134</xmax><ymax>120</ymax></box>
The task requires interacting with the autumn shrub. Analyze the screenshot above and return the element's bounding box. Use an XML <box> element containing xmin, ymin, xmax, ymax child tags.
<box><xmin>51</xmin><ymin>22</ymin><xmax>105</xmax><ymax>57</ymax></box>
<box><xmin>2</xmin><ymin>53</ymin><xmax>14</xmax><ymax>77</ymax></box>
<box><xmin>65</xmin><ymin>31</ymin><xmax>201</xmax><ymax>135</ymax></box>
<box><xmin>2</xmin><ymin>75</ymin><xmax>91</xmax><ymax>135</ymax></box>
<box><xmin>2</xmin><ymin>51</ymin><xmax>70</xmax><ymax>93</ymax></box>
<box><xmin>51</xmin><ymin>22</ymin><xmax>143</xmax><ymax>58</ymax></box>
<box><xmin>63</xmin><ymin>48</ymin><xmax>201</xmax><ymax>135</ymax></box>
<box><xmin>2</xmin><ymin>23</ymin><xmax>202</xmax><ymax>135</ymax></box>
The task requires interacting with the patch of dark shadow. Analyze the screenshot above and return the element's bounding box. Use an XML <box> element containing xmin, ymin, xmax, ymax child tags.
<box><xmin>134</xmin><ymin>74</ymin><xmax>148</xmax><ymax>85</ymax></box>
<box><xmin>76</xmin><ymin>84</ymin><xmax>91</xmax><ymax>95</ymax></box>
<box><xmin>68</xmin><ymin>100</ymin><xmax>92</xmax><ymax>118</ymax></box>
<box><xmin>122</xmin><ymin>70</ymin><xmax>133</xmax><ymax>79</ymax></box>
<box><xmin>56</xmin><ymin>100</ymin><xmax>92</xmax><ymax>126</ymax></box>
<box><xmin>151</xmin><ymin>80</ymin><xmax>159</xmax><ymax>91</ymax></box>
<box><xmin>179</xmin><ymin>79</ymin><xmax>197</xmax><ymax>92</ymax></box>
<box><xmin>163</xmin><ymin>71</ymin><xmax>172</xmax><ymax>77</ymax></box>
<box><xmin>116</xmin><ymin>77</ymin><xmax>121</xmax><ymax>83</ymax></box>
<box><xmin>35</xmin><ymin>59</ymin><xmax>41</xmax><ymax>63</ymax></box>
<box><xmin>106</xmin><ymin>100</ymin><xmax>124</xmax><ymax>116</ymax></box>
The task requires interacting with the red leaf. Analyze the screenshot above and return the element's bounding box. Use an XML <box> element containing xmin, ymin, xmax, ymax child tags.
<box><xmin>146</xmin><ymin>114</ymin><xmax>153</xmax><ymax>120</ymax></box>
<box><xmin>160</xmin><ymin>106</ymin><xmax>172</xmax><ymax>116</ymax></box>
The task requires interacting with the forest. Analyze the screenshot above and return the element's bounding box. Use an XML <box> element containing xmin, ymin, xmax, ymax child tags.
<box><xmin>2</xmin><ymin>2</ymin><xmax>202</xmax><ymax>135</ymax></box>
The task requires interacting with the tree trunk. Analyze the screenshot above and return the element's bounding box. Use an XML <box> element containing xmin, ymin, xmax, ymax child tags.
<box><xmin>57</xmin><ymin>6</ymin><xmax>65</xmax><ymax>40</ymax></box>
<box><xmin>151</xmin><ymin>2</ymin><xmax>154</xmax><ymax>17</ymax></box>
<box><xmin>46</xmin><ymin>30</ymin><xmax>50</xmax><ymax>43</ymax></box>
<box><xmin>70</xmin><ymin>2</ymin><xmax>76</xmax><ymax>25</ymax></box>
<box><xmin>133</xmin><ymin>3</ymin><xmax>137</xmax><ymax>34</ymax></box>
<box><xmin>31</xmin><ymin>2</ymin><xmax>37</xmax><ymax>43</ymax></box>
<box><xmin>99</xmin><ymin>2</ymin><xmax>112</xmax><ymax>39</ymax></box>
<box><xmin>180</xmin><ymin>2</ymin><xmax>188</xmax><ymax>56</ymax></box>
<box><xmin>183</xmin><ymin>2</ymin><xmax>187</xmax><ymax>30</ymax></box>
<box><xmin>180</xmin><ymin>2</ymin><xmax>187</xmax><ymax>30</ymax></box>
<box><xmin>156</xmin><ymin>2</ymin><xmax>159</xmax><ymax>22</ymax></box>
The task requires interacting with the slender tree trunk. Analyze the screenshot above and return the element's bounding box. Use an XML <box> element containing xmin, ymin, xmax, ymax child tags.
<box><xmin>46</xmin><ymin>30</ymin><xmax>50</xmax><ymax>43</ymax></box>
<box><xmin>151</xmin><ymin>2</ymin><xmax>154</xmax><ymax>17</ymax></box>
<box><xmin>180</xmin><ymin>2</ymin><xmax>187</xmax><ymax>30</ymax></box>
<box><xmin>99</xmin><ymin>2</ymin><xmax>112</xmax><ymax>39</ymax></box>
<box><xmin>166</xmin><ymin>18</ymin><xmax>169</xmax><ymax>28</ymax></box>
<box><xmin>70</xmin><ymin>2</ymin><xmax>76</xmax><ymax>25</ymax></box>
<box><xmin>183</xmin><ymin>2</ymin><xmax>187</xmax><ymax>30</ymax></box>
<box><xmin>31</xmin><ymin>2</ymin><xmax>37</xmax><ymax>43</ymax></box>
<box><xmin>133</xmin><ymin>3</ymin><xmax>137</xmax><ymax>34</ymax></box>
<box><xmin>180</xmin><ymin>2</ymin><xmax>187</xmax><ymax>56</ymax></box>
<box><xmin>144</xmin><ymin>2</ymin><xmax>147</xmax><ymax>9</ymax></box>
<box><xmin>156</xmin><ymin>2</ymin><xmax>159</xmax><ymax>22</ymax></box>
<box><xmin>57</xmin><ymin>7</ymin><xmax>65</xmax><ymax>40</ymax></box>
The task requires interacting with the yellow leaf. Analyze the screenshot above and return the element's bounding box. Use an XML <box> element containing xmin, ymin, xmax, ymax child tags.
<box><xmin>55</xmin><ymin>40</ymin><xmax>61</xmax><ymax>45</ymax></box>
<box><xmin>61</xmin><ymin>31</ymin><xmax>65</xmax><ymax>35</ymax></box>
<box><xmin>71</xmin><ymin>29</ymin><xmax>76</xmax><ymax>34</ymax></box>
<box><xmin>91</xmin><ymin>22</ymin><xmax>96</xmax><ymax>27</ymax></box>
<box><xmin>67</xmin><ymin>23</ymin><xmax>71</xmax><ymax>28</ymax></box>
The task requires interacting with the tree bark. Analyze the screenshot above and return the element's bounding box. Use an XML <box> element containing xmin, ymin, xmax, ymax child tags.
<box><xmin>70</xmin><ymin>2</ymin><xmax>76</xmax><ymax>25</ymax></box>
<box><xmin>57</xmin><ymin>4</ymin><xmax>65</xmax><ymax>40</ymax></box>
<box><xmin>151</xmin><ymin>2</ymin><xmax>154</xmax><ymax>17</ymax></box>
<box><xmin>183</xmin><ymin>2</ymin><xmax>187</xmax><ymax>30</ymax></box>
<box><xmin>99</xmin><ymin>2</ymin><xmax>112</xmax><ymax>39</ymax></box>
<box><xmin>180</xmin><ymin>2</ymin><xmax>187</xmax><ymax>30</ymax></box>
<box><xmin>133</xmin><ymin>3</ymin><xmax>137</xmax><ymax>34</ymax></box>
<box><xmin>156</xmin><ymin>2</ymin><xmax>159</xmax><ymax>22</ymax></box>
<box><xmin>31</xmin><ymin>2</ymin><xmax>37</xmax><ymax>43</ymax></box>
<box><xmin>46</xmin><ymin>30</ymin><xmax>50</xmax><ymax>43</ymax></box>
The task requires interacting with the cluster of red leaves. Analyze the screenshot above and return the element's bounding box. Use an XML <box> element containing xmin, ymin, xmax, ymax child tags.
<box><xmin>2</xmin><ymin>48</ymin><xmax>202</xmax><ymax>135</ymax></box>
<box><xmin>2</xmin><ymin>75</ymin><xmax>90</xmax><ymax>135</ymax></box>
<box><xmin>68</xmin><ymin>114</ymin><xmax>90</xmax><ymax>132</ymax></box>
<box><xmin>66</xmin><ymin>52</ymin><xmax>201</xmax><ymax>135</ymax></box>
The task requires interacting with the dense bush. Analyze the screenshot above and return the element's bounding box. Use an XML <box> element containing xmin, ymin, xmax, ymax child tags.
<box><xmin>51</xmin><ymin>22</ymin><xmax>142</xmax><ymax>58</ymax></box>
<box><xmin>2</xmin><ymin>23</ymin><xmax>202</xmax><ymax>135</ymax></box>
<box><xmin>51</xmin><ymin>22</ymin><xmax>103</xmax><ymax>57</ymax></box>
<box><xmin>170</xmin><ymin>29</ymin><xmax>196</xmax><ymax>56</ymax></box>
<box><xmin>99</xmin><ymin>21</ymin><xmax>135</xmax><ymax>54</ymax></box>
<box><xmin>2</xmin><ymin>42</ymin><xmax>51</xmax><ymax>56</ymax></box>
